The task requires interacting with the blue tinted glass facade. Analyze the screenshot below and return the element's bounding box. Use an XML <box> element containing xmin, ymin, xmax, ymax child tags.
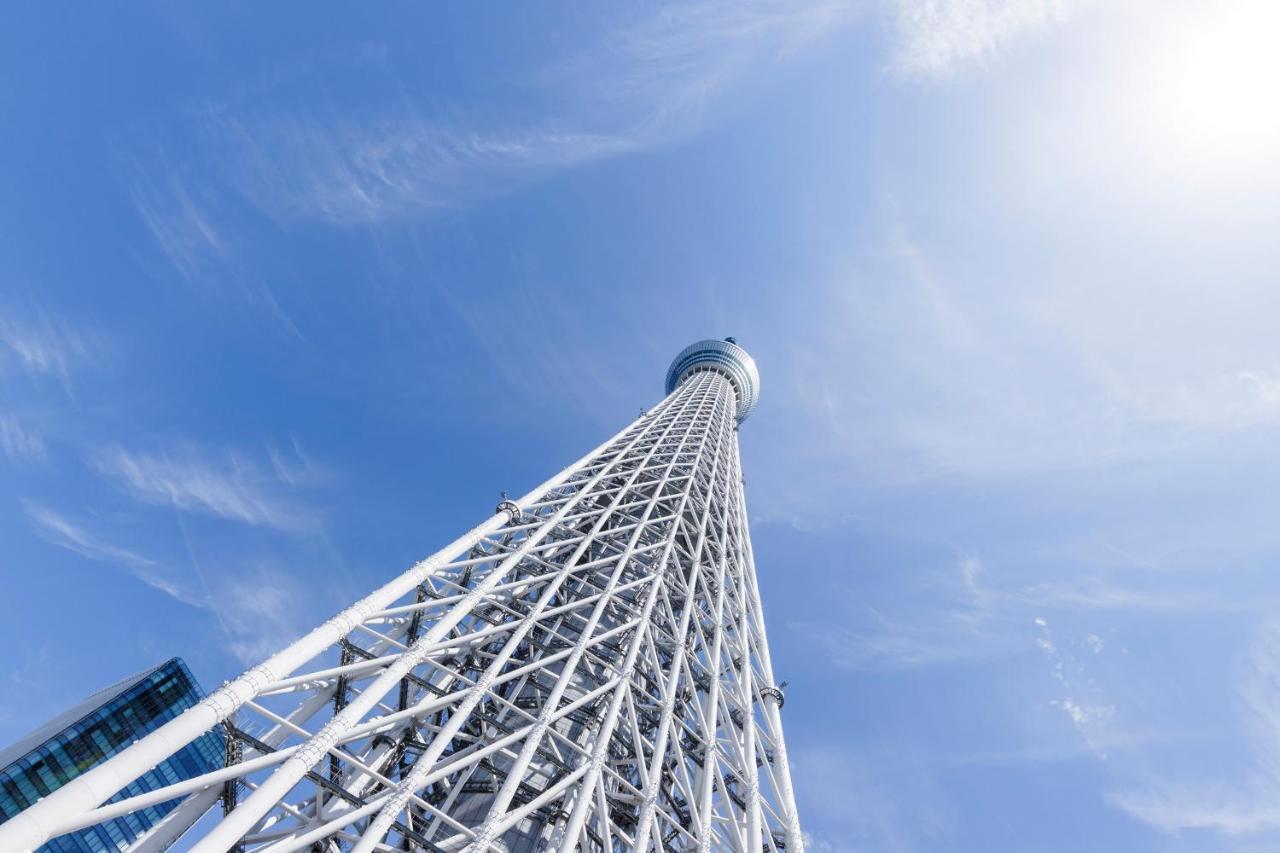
<box><xmin>0</xmin><ymin>658</ymin><xmax>223</xmax><ymax>852</ymax></box>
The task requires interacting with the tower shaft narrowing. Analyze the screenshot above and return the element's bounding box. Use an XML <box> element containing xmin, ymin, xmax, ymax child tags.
<box><xmin>0</xmin><ymin>343</ymin><xmax>802</xmax><ymax>852</ymax></box>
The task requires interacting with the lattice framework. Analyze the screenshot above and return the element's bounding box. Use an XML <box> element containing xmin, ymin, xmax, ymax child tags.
<box><xmin>1</xmin><ymin>358</ymin><xmax>802</xmax><ymax>852</ymax></box>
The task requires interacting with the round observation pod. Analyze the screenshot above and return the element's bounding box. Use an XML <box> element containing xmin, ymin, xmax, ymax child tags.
<box><xmin>664</xmin><ymin>337</ymin><xmax>760</xmax><ymax>423</ymax></box>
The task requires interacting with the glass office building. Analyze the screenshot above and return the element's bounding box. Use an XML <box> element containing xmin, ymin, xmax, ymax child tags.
<box><xmin>0</xmin><ymin>657</ymin><xmax>224</xmax><ymax>852</ymax></box>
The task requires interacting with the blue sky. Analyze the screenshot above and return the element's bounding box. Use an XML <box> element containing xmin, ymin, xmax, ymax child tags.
<box><xmin>3</xmin><ymin>1</ymin><xmax>1280</xmax><ymax>849</ymax></box>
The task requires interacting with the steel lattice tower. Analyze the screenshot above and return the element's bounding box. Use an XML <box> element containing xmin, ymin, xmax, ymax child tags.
<box><xmin>1</xmin><ymin>339</ymin><xmax>802</xmax><ymax>853</ymax></box>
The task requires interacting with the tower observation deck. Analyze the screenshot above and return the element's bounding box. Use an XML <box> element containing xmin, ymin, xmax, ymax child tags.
<box><xmin>0</xmin><ymin>339</ymin><xmax>802</xmax><ymax>852</ymax></box>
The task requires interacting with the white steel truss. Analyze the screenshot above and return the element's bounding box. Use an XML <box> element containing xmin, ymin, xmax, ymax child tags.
<box><xmin>1</xmin><ymin>342</ymin><xmax>802</xmax><ymax>852</ymax></box>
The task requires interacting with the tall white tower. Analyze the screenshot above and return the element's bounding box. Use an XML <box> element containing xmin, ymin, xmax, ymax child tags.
<box><xmin>0</xmin><ymin>339</ymin><xmax>802</xmax><ymax>852</ymax></box>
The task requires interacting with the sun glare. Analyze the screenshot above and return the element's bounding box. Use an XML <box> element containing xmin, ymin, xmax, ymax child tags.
<box><xmin>1135</xmin><ymin>0</ymin><xmax>1280</xmax><ymax>170</ymax></box>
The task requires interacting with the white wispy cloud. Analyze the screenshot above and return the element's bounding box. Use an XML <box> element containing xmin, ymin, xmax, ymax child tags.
<box><xmin>176</xmin><ymin>0</ymin><xmax>860</xmax><ymax>225</ymax></box>
<box><xmin>790</xmin><ymin>555</ymin><xmax>1009</xmax><ymax>670</ymax></box>
<box><xmin>792</xmin><ymin>744</ymin><xmax>948</xmax><ymax>851</ymax></box>
<box><xmin>206</xmin><ymin>564</ymin><xmax>310</xmax><ymax>665</ymax></box>
<box><xmin>1035</xmin><ymin>616</ymin><xmax>1115</xmax><ymax>758</ymax></box>
<box><xmin>791</xmin><ymin>547</ymin><xmax>1240</xmax><ymax>674</ymax></box>
<box><xmin>0</xmin><ymin>306</ymin><xmax>96</xmax><ymax>387</ymax></box>
<box><xmin>266</xmin><ymin>434</ymin><xmax>325</xmax><ymax>486</ymax></box>
<box><xmin>579</xmin><ymin>0</ymin><xmax>860</xmax><ymax>126</ymax></box>
<box><xmin>764</xmin><ymin>198</ymin><xmax>1280</xmax><ymax>532</ymax></box>
<box><xmin>120</xmin><ymin>138</ymin><xmax>306</xmax><ymax>336</ymax></box>
<box><xmin>1109</xmin><ymin>620</ymin><xmax>1280</xmax><ymax>834</ymax></box>
<box><xmin>7</xmin><ymin>645</ymin><xmax>53</xmax><ymax>690</ymax></box>
<box><xmin>26</xmin><ymin>502</ymin><xmax>309</xmax><ymax>662</ymax></box>
<box><xmin>888</xmin><ymin>0</ymin><xmax>1077</xmax><ymax>78</ymax></box>
<box><xmin>793</xmin><ymin>619</ymin><xmax>998</xmax><ymax>670</ymax></box>
<box><xmin>127</xmin><ymin>151</ymin><xmax>227</xmax><ymax>283</ymax></box>
<box><xmin>947</xmin><ymin>729</ymin><xmax>1175</xmax><ymax>768</ymax></box>
<box><xmin>800</xmin><ymin>833</ymin><xmax>843</xmax><ymax>853</ymax></box>
<box><xmin>421</xmin><ymin>280</ymin><xmax>643</xmax><ymax>425</ymax></box>
<box><xmin>93</xmin><ymin>444</ymin><xmax>316</xmax><ymax>531</ymax></box>
<box><xmin>0</xmin><ymin>414</ymin><xmax>45</xmax><ymax>461</ymax></box>
<box><xmin>797</xmin><ymin>572</ymin><xmax>1245</xmax><ymax>671</ymax></box>
<box><xmin>1021</xmin><ymin>577</ymin><xmax>1242</xmax><ymax>613</ymax></box>
<box><xmin>25</xmin><ymin>503</ymin><xmax>203</xmax><ymax>607</ymax></box>
<box><xmin>205</xmin><ymin>109</ymin><xmax>636</xmax><ymax>225</ymax></box>
<box><xmin>1234</xmin><ymin>368</ymin><xmax>1280</xmax><ymax>423</ymax></box>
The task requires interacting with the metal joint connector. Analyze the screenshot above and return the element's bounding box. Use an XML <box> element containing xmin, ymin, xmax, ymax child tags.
<box><xmin>495</xmin><ymin>499</ymin><xmax>522</xmax><ymax>523</ymax></box>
